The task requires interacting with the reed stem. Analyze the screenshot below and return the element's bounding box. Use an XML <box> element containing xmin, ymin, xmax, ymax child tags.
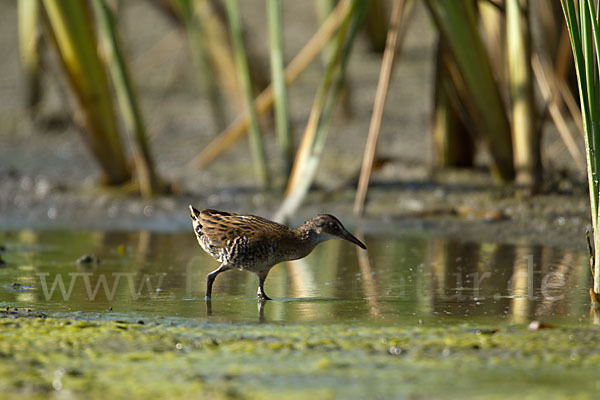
<box><xmin>175</xmin><ymin>0</ymin><xmax>226</xmax><ymax>130</ymax></box>
<box><xmin>18</xmin><ymin>0</ymin><xmax>42</xmax><ymax>112</ymax></box>
<box><xmin>224</xmin><ymin>0</ymin><xmax>271</xmax><ymax>188</ymax></box>
<box><xmin>93</xmin><ymin>0</ymin><xmax>160</xmax><ymax>197</ymax></box>
<box><xmin>425</xmin><ymin>0</ymin><xmax>514</xmax><ymax>182</ymax></box>
<box><xmin>561</xmin><ymin>0</ymin><xmax>600</xmax><ymax>294</ymax></box>
<box><xmin>267</xmin><ymin>0</ymin><xmax>293</xmax><ymax>179</ymax></box>
<box><xmin>42</xmin><ymin>0</ymin><xmax>130</xmax><ymax>185</ymax></box>
<box><xmin>190</xmin><ymin>0</ymin><xmax>351</xmax><ymax>169</ymax></box>
<box><xmin>507</xmin><ymin>0</ymin><xmax>540</xmax><ymax>190</ymax></box>
<box><xmin>275</xmin><ymin>0</ymin><xmax>367</xmax><ymax>222</ymax></box>
<box><xmin>354</xmin><ymin>0</ymin><xmax>405</xmax><ymax>216</ymax></box>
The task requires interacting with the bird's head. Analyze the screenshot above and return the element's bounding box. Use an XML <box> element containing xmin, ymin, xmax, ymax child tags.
<box><xmin>303</xmin><ymin>214</ymin><xmax>366</xmax><ymax>249</ymax></box>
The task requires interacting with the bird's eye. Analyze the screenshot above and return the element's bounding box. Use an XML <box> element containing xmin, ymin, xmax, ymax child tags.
<box><xmin>331</xmin><ymin>224</ymin><xmax>339</xmax><ymax>231</ymax></box>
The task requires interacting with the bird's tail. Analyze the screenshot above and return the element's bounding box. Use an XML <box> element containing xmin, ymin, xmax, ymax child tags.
<box><xmin>189</xmin><ymin>205</ymin><xmax>201</xmax><ymax>221</ymax></box>
<box><xmin>189</xmin><ymin>205</ymin><xmax>204</xmax><ymax>239</ymax></box>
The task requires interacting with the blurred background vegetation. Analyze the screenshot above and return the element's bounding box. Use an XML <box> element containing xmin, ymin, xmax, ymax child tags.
<box><xmin>3</xmin><ymin>0</ymin><xmax>587</xmax><ymax>215</ymax></box>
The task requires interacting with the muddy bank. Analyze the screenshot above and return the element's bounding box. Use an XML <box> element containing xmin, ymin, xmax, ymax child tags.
<box><xmin>0</xmin><ymin>165</ymin><xmax>591</xmax><ymax>250</ymax></box>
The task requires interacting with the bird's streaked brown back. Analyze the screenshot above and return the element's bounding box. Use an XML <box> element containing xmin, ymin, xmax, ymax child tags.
<box><xmin>198</xmin><ymin>209</ymin><xmax>292</xmax><ymax>247</ymax></box>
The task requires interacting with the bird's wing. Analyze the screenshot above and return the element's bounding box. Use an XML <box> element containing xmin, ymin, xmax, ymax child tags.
<box><xmin>199</xmin><ymin>209</ymin><xmax>289</xmax><ymax>246</ymax></box>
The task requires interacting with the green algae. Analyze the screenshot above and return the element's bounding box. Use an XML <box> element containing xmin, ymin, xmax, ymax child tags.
<box><xmin>0</xmin><ymin>316</ymin><xmax>599</xmax><ymax>400</ymax></box>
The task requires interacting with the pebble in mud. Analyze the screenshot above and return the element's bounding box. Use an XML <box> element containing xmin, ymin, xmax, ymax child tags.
<box><xmin>5</xmin><ymin>283</ymin><xmax>34</xmax><ymax>291</ymax></box>
<box><xmin>528</xmin><ymin>320</ymin><xmax>555</xmax><ymax>331</ymax></box>
<box><xmin>76</xmin><ymin>254</ymin><xmax>100</xmax><ymax>265</ymax></box>
<box><xmin>0</xmin><ymin>307</ymin><xmax>46</xmax><ymax>319</ymax></box>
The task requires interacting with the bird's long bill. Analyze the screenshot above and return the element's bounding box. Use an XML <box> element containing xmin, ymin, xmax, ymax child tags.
<box><xmin>342</xmin><ymin>230</ymin><xmax>367</xmax><ymax>250</ymax></box>
<box><xmin>189</xmin><ymin>205</ymin><xmax>201</xmax><ymax>220</ymax></box>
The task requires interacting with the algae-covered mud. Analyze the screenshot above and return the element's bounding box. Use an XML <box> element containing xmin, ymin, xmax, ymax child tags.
<box><xmin>1</xmin><ymin>318</ymin><xmax>600</xmax><ymax>399</ymax></box>
<box><xmin>0</xmin><ymin>230</ymin><xmax>597</xmax><ymax>399</ymax></box>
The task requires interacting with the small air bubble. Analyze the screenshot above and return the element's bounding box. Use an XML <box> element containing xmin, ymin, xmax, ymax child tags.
<box><xmin>20</xmin><ymin>176</ymin><xmax>32</xmax><ymax>191</ymax></box>
<box><xmin>107</xmin><ymin>205</ymin><xmax>118</xmax><ymax>218</ymax></box>
<box><xmin>143</xmin><ymin>205</ymin><xmax>153</xmax><ymax>217</ymax></box>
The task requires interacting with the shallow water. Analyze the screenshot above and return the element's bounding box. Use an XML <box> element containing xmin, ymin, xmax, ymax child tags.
<box><xmin>0</xmin><ymin>230</ymin><xmax>592</xmax><ymax>326</ymax></box>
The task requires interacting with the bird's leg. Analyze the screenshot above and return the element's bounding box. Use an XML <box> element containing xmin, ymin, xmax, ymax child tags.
<box><xmin>257</xmin><ymin>272</ymin><xmax>272</xmax><ymax>301</ymax></box>
<box><xmin>205</xmin><ymin>264</ymin><xmax>230</xmax><ymax>300</ymax></box>
<box><xmin>257</xmin><ymin>300</ymin><xmax>266</xmax><ymax>323</ymax></box>
<box><xmin>205</xmin><ymin>299</ymin><xmax>213</xmax><ymax>317</ymax></box>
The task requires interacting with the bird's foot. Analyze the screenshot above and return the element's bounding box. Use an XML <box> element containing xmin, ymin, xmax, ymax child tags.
<box><xmin>257</xmin><ymin>292</ymin><xmax>272</xmax><ymax>301</ymax></box>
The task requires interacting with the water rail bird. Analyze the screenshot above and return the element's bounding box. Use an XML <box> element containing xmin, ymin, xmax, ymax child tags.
<box><xmin>189</xmin><ymin>206</ymin><xmax>367</xmax><ymax>300</ymax></box>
